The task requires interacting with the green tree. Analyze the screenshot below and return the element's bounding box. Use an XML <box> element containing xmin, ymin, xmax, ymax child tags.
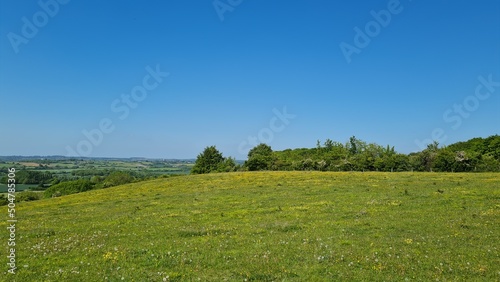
<box><xmin>191</xmin><ymin>146</ymin><xmax>225</xmax><ymax>174</ymax></box>
<box><xmin>0</xmin><ymin>194</ymin><xmax>8</xmax><ymax>206</ymax></box>
<box><xmin>393</xmin><ymin>153</ymin><xmax>410</xmax><ymax>171</ymax></box>
<box><xmin>349</xmin><ymin>136</ymin><xmax>358</xmax><ymax>155</ymax></box>
<box><xmin>217</xmin><ymin>157</ymin><xmax>238</xmax><ymax>172</ymax></box>
<box><xmin>246</xmin><ymin>143</ymin><xmax>273</xmax><ymax>171</ymax></box>
<box><xmin>432</xmin><ymin>148</ymin><xmax>455</xmax><ymax>172</ymax></box>
<box><xmin>43</xmin><ymin>179</ymin><xmax>93</xmax><ymax>198</ymax></box>
<box><xmin>324</xmin><ymin>139</ymin><xmax>334</xmax><ymax>151</ymax></box>
<box><xmin>316</xmin><ymin>140</ymin><xmax>322</xmax><ymax>150</ymax></box>
<box><xmin>485</xmin><ymin>135</ymin><xmax>500</xmax><ymax>159</ymax></box>
<box><xmin>421</xmin><ymin>141</ymin><xmax>439</xmax><ymax>171</ymax></box>
<box><xmin>408</xmin><ymin>153</ymin><xmax>424</xmax><ymax>171</ymax></box>
<box><xmin>102</xmin><ymin>171</ymin><xmax>134</xmax><ymax>188</ymax></box>
<box><xmin>6</xmin><ymin>170</ymin><xmax>53</xmax><ymax>185</ymax></box>
<box><xmin>357</xmin><ymin>143</ymin><xmax>382</xmax><ymax>171</ymax></box>
<box><xmin>476</xmin><ymin>154</ymin><xmax>500</xmax><ymax>172</ymax></box>
<box><xmin>17</xmin><ymin>191</ymin><xmax>42</xmax><ymax>202</ymax></box>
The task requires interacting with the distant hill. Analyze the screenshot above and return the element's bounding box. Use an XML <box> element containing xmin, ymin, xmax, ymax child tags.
<box><xmin>0</xmin><ymin>155</ymin><xmax>195</xmax><ymax>163</ymax></box>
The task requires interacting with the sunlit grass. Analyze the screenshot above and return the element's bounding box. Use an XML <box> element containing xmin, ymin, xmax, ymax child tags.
<box><xmin>1</xmin><ymin>172</ymin><xmax>499</xmax><ymax>281</ymax></box>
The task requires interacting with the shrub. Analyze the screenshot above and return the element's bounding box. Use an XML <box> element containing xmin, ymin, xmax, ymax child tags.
<box><xmin>0</xmin><ymin>194</ymin><xmax>7</xmax><ymax>206</ymax></box>
<box><xmin>43</xmin><ymin>179</ymin><xmax>93</xmax><ymax>198</ymax></box>
<box><xmin>101</xmin><ymin>171</ymin><xmax>134</xmax><ymax>188</ymax></box>
<box><xmin>192</xmin><ymin>146</ymin><xmax>225</xmax><ymax>174</ymax></box>
<box><xmin>17</xmin><ymin>191</ymin><xmax>42</xmax><ymax>202</ymax></box>
<box><xmin>245</xmin><ymin>144</ymin><xmax>274</xmax><ymax>171</ymax></box>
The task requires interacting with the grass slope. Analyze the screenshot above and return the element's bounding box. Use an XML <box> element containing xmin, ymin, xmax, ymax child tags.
<box><xmin>2</xmin><ymin>172</ymin><xmax>499</xmax><ymax>281</ymax></box>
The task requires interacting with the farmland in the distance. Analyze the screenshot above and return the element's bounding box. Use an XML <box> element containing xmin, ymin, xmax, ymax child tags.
<box><xmin>2</xmin><ymin>171</ymin><xmax>499</xmax><ymax>281</ymax></box>
<box><xmin>0</xmin><ymin>158</ymin><xmax>194</xmax><ymax>179</ymax></box>
<box><xmin>0</xmin><ymin>158</ymin><xmax>194</xmax><ymax>193</ymax></box>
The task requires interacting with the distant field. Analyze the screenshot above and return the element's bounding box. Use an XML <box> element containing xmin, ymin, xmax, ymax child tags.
<box><xmin>2</xmin><ymin>172</ymin><xmax>499</xmax><ymax>281</ymax></box>
<box><xmin>0</xmin><ymin>159</ymin><xmax>193</xmax><ymax>179</ymax></box>
<box><xmin>18</xmin><ymin>162</ymin><xmax>40</xmax><ymax>167</ymax></box>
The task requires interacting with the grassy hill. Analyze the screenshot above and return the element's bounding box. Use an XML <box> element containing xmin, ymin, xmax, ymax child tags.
<box><xmin>3</xmin><ymin>172</ymin><xmax>499</xmax><ymax>281</ymax></box>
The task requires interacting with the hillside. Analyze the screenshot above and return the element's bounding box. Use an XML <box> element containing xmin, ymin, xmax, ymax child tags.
<box><xmin>3</xmin><ymin>172</ymin><xmax>499</xmax><ymax>281</ymax></box>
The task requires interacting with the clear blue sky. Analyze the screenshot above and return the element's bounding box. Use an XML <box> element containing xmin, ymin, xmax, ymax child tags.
<box><xmin>1</xmin><ymin>0</ymin><xmax>499</xmax><ymax>159</ymax></box>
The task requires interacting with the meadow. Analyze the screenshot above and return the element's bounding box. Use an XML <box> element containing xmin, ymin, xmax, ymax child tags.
<box><xmin>1</xmin><ymin>172</ymin><xmax>499</xmax><ymax>281</ymax></box>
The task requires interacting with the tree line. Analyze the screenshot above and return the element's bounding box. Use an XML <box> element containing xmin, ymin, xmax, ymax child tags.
<box><xmin>192</xmin><ymin>135</ymin><xmax>500</xmax><ymax>174</ymax></box>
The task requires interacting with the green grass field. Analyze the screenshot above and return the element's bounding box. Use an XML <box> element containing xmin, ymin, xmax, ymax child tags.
<box><xmin>2</xmin><ymin>172</ymin><xmax>499</xmax><ymax>281</ymax></box>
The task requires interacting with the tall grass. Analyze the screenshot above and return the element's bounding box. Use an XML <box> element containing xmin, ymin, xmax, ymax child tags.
<box><xmin>1</xmin><ymin>172</ymin><xmax>499</xmax><ymax>281</ymax></box>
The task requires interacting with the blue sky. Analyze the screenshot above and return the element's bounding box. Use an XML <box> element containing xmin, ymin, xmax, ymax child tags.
<box><xmin>1</xmin><ymin>0</ymin><xmax>499</xmax><ymax>159</ymax></box>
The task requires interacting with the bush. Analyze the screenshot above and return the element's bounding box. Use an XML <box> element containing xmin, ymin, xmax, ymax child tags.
<box><xmin>0</xmin><ymin>194</ymin><xmax>7</xmax><ymax>206</ymax></box>
<box><xmin>245</xmin><ymin>144</ymin><xmax>273</xmax><ymax>171</ymax></box>
<box><xmin>192</xmin><ymin>146</ymin><xmax>225</xmax><ymax>174</ymax></box>
<box><xmin>101</xmin><ymin>171</ymin><xmax>134</xmax><ymax>188</ymax></box>
<box><xmin>217</xmin><ymin>157</ymin><xmax>238</xmax><ymax>172</ymax></box>
<box><xmin>43</xmin><ymin>179</ymin><xmax>93</xmax><ymax>198</ymax></box>
<box><xmin>17</xmin><ymin>191</ymin><xmax>42</xmax><ymax>202</ymax></box>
